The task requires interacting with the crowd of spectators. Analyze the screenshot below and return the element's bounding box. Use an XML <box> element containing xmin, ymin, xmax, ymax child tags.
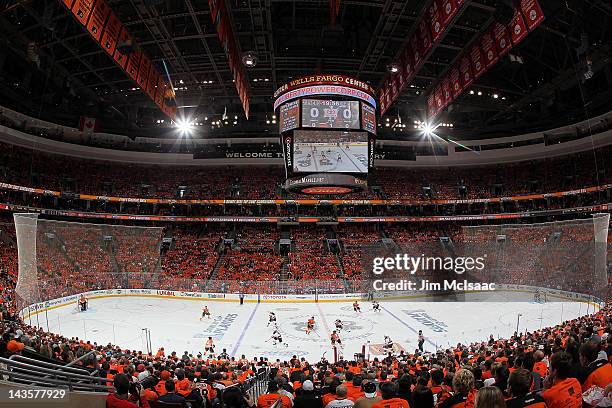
<box><xmin>0</xmin><ymin>141</ymin><xmax>610</xmax><ymax>202</ymax></box>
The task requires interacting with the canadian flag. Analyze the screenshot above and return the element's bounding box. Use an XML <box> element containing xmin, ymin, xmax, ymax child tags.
<box><xmin>79</xmin><ymin>116</ymin><xmax>97</xmax><ymax>136</ymax></box>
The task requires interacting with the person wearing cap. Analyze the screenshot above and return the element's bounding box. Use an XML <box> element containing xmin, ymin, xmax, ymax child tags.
<box><xmin>154</xmin><ymin>370</ymin><xmax>171</xmax><ymax>396</ymax></box>
<box><xmin>294</xmin><ymin>380</ymin><xmax>323</xmax><ymax>408</ymax></box>
<box><xmin>354</xmin><ymin>381</ymin><xmax>382</xmax><ymax>408</ymax></box>
<box><xmin>578</xmin><ymin>340</ymin><xmax>612</xmax><ymax>392</ymax></box>
<box><xmin>257</xmin><ymin>380</ymin><xmax>293</xmax><ymax>408</ymax></box>
<box><xmin>325</xmin><ymin>385</ymin><xmax>354</xmax><ymax>408</ymax></box>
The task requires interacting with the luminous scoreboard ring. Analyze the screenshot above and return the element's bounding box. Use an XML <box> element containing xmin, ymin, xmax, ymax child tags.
<box><xmin>275</xmin><ymin>75</ymin><xmax>377</xmax><ymax>195</ymax></box>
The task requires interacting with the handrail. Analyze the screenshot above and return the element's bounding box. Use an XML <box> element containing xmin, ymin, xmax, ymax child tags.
<box><xmin>0</xmin><ymin>357</ymin><xmax>109</xmax><ymax>385</ymax></box>
<box><xmin>8</xmin><ymin>354</ymin><xmax>92</xmax><ymax>377</ymax></box>
<box><xmin>0</xmin><ymin>369</ymin><xmax>111</xmax><ymax>392</ymax></box>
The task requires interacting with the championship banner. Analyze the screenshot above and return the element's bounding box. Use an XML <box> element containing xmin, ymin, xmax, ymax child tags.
<box><xmin>113</xmin><ymin>27</ymin><xmax>131</xmax><ymax>69</ymax></box>
<box><xmin>86</xmin><ymin>0</ymin><xmax>110</xmax><ymax>41</ymax></box>
<box><xmin>481</xmin><ymin>31</ymin><xmax>498</xmax><ymax>69</ymax></box>
<box><xmin>71</xmin><ymin>0</ymin><xmax>94</xmax><ymax>26</ymax></box>
<box><xmin>492</xmin><ymin>21</ymin><xmax>511</xmax><ymax>57</ymax></box>
<box><xmin>459</xmin><ymin>54</ymin><xmax>473</xmax><ymax>88</ymax></box>
<box><xmin>508</xmin><ymin>8</ymin><xmax>528</xmax><ymax>45</ymax></box>
<box><xmin>469</xmin><ymin>43</ymin><xmax>486</xmax><ymax>79</ymax></box>
<box><xmin>429</xmin><ymin>0</ymin><xmax>443</xmax><ymax>43</ymax></box>
<box><xmin>100</xmin><ymin>11</ymin><xmax>122</xmax><ymax>56</ymax></box>
<box><xmin>449</xmin><ymin>65</ymin><xmax>461</xmax><ymax>98</ymax></box>
<box><xmin>440</xmin><ymin>0</ymin><xmax>457</xmax><ymax>26</ymax></box>
<box><xmin>434</xmin><ymin>84</ymin><xmax>445</xmax><ymax>112</ymax></box>
<box><xmin>126</xmin><ymin>49</ymin><xmax>141</xmax><ymax>81</ymax></box>
<box><xmin>520</xmin><ymin>0</ymin><xmax>544</xmax><ymax>31</ymax></box>
<box><xmin>63</xmin><ymin>0</ymin><xmax>75</xmax><ymax>8</ymax></box>
<box><xmin>441</xmin><ymin>75</ymin><xmax>452</xmax><ymax>104</ymax></box>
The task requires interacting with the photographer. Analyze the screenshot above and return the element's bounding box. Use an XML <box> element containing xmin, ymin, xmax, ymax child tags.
<box><xmin>106</xmin><ymin>373</ymin><xmax>150</xmax><ymax>408</ymax></box>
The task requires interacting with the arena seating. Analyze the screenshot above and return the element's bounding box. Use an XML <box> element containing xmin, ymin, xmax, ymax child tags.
<box><xmin>0</xmin><ymin>141</ymin><xmax>610</xmax><ymax>201</ymax></box>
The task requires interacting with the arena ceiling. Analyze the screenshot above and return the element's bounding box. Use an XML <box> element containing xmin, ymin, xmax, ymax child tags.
<box><xmin>0</xmin><ymin>0</ymin><xmax>611</xmax><ymax>140</ymax></box>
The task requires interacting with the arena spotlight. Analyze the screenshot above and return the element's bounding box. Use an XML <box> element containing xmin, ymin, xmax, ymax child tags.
<box><xmin>175</xmin><ymin>119</ymin><xmax>193</xmax><ymax>135</ymax></box>
<box><xmin>242</xmin><ymin>51</ymin><xmax>258</xmax><ymax>68</ymax></box>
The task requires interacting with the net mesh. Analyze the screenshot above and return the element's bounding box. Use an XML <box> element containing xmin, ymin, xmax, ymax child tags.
<box><xmin>14</xmin><ymin>214</ymin><xmax>163</xmax><ymax>311</ymax></box>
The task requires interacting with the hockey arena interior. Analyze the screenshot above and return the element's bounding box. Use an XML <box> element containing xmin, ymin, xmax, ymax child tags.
<box><xmin>0</xmin><ymin>1</ymin><xmax>612</xmax><ymax>407</ymax></box>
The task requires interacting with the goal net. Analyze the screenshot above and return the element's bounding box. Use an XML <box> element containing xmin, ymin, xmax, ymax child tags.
<box><xmin>14</xmin><ymin>214</ymin><xmax>164</xmax><ymax>313</ymax></box>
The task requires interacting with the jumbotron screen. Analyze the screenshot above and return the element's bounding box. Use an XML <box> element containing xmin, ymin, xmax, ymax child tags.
<box><xmin>302</xmin><ymin>99</ymin><xmax>360</xmax><ymax>129</ymax></box>
<box><xmin>292</xmin><ymin>130</ymin><xmax>368</xmax><ymax>173</ymax></box>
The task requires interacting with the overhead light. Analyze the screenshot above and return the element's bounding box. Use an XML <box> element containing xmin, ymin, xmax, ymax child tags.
<box><xmin>477</xmin><ymin>91</ymin><xmax>483</xmax><ymax>96</ymax></box>
<box><xmin>493</xmin><ymin>93</ymin><xmax>499</xmax><ymax>99</ymax></box>
<box><xmin>272</xmin><ymin>114</ymin><xmax>276</xmax><ymax>119</ymax></box>
<box><xmin>469</xmin><ymin>90</ymin><xmax>475</xmax><ymax>95</ymax></box>
<box><xmin>242</xmin><ymin>51</ymin><xmax>258</xmax><ymax>68</ymax></box>
<box><xmin>387</xmin><ymin>63</ymin><xmax>400</xmax><ymax>73</ymax></box>
<box><xmin>175</xmin><ymin>119</ymin><xmax>193</xmax><ymax>134</ymax></box>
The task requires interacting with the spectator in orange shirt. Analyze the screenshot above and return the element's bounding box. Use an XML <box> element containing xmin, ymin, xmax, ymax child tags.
<box><xmin>6</xmin><ymin>332</ymin><xmax>24</xmax><ymax>354</ymax></box>
<box><xmin>371</xmin><ymin>382</ymin><xmax>409</xmax><ymax>408</ymax></box>
<box><xmin>258</xmin><ymin>380</ymin><xmax>293</xmax><ymax>408</ymax></box>
<box><xmin>579</xmin><ymin>340</ymin><xmax>612</xmax><ymax>392</ymax></box>
<box><xmin>541</xmin><ymin>352</ymin><xmax>582</xmax><ymax>408</ymax></box>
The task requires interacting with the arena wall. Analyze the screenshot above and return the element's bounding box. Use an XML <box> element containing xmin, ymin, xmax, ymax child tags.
<box><xmin>20</xmin><ymin>285</ymin><xmax>604</xmax><ymax>322</ymax></box>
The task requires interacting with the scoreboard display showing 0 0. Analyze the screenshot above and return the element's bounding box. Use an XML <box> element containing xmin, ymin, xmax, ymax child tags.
<box><xmin>302</xmin><ymin>99</ymin><xmax>359</xmax><ymax>129</ymax></box>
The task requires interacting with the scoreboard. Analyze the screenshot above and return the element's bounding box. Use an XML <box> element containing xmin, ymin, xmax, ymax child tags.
<box><xmin>274</xmin><ymin>74</ymin><xmax>377</xmax><ymax>194</ymax></box>
<box><xmin>302</xmin><ymin>100</ymin><xmax>360</xmax><ymax>129</ymax></box>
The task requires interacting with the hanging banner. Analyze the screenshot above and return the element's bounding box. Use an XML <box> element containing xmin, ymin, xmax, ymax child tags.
<box><xmin>520</xmin><ymin>0</ymin><xmax>545</xmax><ymax>31</ymax></box>
<box><xmin>481</xmin><ymin>31</ymin><xmax>498</xmax><ymax>69</ymax></box>
<box><xmin>86</xmin><ymin>0</ymin><xmax>110</xmax><ymax>41</ymax></box>
<box><xmin>469</xmin><ymin>43</ymin><xmax>486</xmax><ymax>79</ymax></box>
<box><xmin>126</xmin><ymin>49</ymin><xmax>141</xmax><ymax>82</ymax></box>
<box><xmin>440</xmin><ymin>0</ymin><xmax>457</xmax><ymax>26</ymax></box>
<box><xmin>441</xmin><ymin>75</ymin><xmax>452</xmax><ymax>105</ymax></box>
<box><xmin>402</xmin><ymin>48</ymin><xmax>414</xmax><ymax>84</ymax></box>
<box><xmin>137</xmin><ymin>55</ymin><xmax>151</xmax><ymax>90</ymax></box>
<box><xmin>146</xmin><ymin>66</ymin><xmax>159</xmax><ymax>100</ymax></box>
<box><xmin>459</xmin><ymin>54</ymin><xmax>473</xmax><ymax>88</ymax></box>
<box><xmin>100</xmin><ymin>11</ymin><xmax>121</xmax><ymax>56</ymax></box>
<box><xmin>113</xmin><ymin>27</ymin><xmax>131</xmax><ymax>69</ymax></box>
<box><xmin>508</xmin><ymin>8</ymin><xmax>528</xmax><ymax>45</ymax></box>
<box><xmin>449</xmin><ymin>65</ymin><xmax>462</xmax><ymax>98</ymax></box>
<box><xmin>492</xmin><ymin>21</ymin><xmax>512</xmax><ymax>57</ymax></box>
<box><xmin>71</xmin><ymin>0</ymin><xmax>94</xmax><ymax>26</ymax></box>
<box><xmin>427</xmin><ymin>93</ymin><xmax>436</xmax><ymax>119</ymax></box>
<box><xmin>410</xmin><ymin>35</ymin><xmax>422</xmax><ymax>67</ymax></box>
<box><xmin>429</xmin><ymin>0</ymin><xmax>443</xmax><ymax>43</ymax></box>
<box><xmin>434</xmin><ymin>84</ymin><xmax>445</xmax><ymax>112</ymax></box>
<box><xmin>418</xmin><ymin>18</ymin><xmax>432</xmax><ymax>55</ymax></box>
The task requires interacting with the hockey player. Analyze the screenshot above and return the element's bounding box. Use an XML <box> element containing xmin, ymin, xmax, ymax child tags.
<box><xmin>334</xmin><ymin>319</ymin><xmax>343</xmax><ymax>331</ymax></box>
<box><xmin>383</xmin><ymin>335</ymin><xmax>393</xmax><ymax>351</ymax></box>
<box><xmin>353</xmin><ymin>301</ymin><xmax>361</xmax><ymax>313</ymax></box>
<box><xmin>271</xmin><ymin>330</ymin><xmax>288</xmax><ymax>347</ymax></box>
<box><xmin>205</xmin><ymin>337</ymin><xmax>215</xmax><ymax>356</ymax></box>
<box><xmin>418</xmin><ymin>330</ymin><xmax>425</xmax><ymax>352</ymax></box>
<box><xmin>267</xmin><ymin>312</ymin><xmax>277</xmax><ymax>327</ymax></box>
<box><xmin>200</xmin><ymin>305</ymin><xmax>211</xmax><ymax>320</ymax></box>
<box><xmin>372</xmin><ymin>300</ymin><xmax>381</xmax><ymax>312</ymax></box>
<box><xmin>306</xmin><ymin>316</ymin><xmax>315</xmax><ymax>334</ymax></box>
<box><xmin>78</xmin><ymin>294</ymin><xmax>88</xmax><ymax>312</ymax></box>
<box><xmin>330</xmin><ymin>331</ymin><xmax>342</xmax><ymax>348</ymax></box>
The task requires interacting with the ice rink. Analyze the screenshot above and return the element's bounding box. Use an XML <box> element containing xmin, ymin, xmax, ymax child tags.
<box><xmin>293</xmin><ymin>143</ymin><xmax>368</xmax><ymax>173</ymax></box>
<box><xmin>33</xmin><ymin>295</ymin><xmax>596</xmax><ymax>361</ymax></box>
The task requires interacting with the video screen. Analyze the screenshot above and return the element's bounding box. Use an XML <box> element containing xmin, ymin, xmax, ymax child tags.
<box><xmin>361</xmin><ymin>103</ymin><xmax>376</xmax><ymax>134</ymax></box>
<box><xmin>293</xmin><ymin>130</ymin><xmax>368</xmax><ymax>173</ymax></box>
<box><xmin>279</xmin><ymin>100</ymin><xmax>300</xmax><ymax>133</ymax></box>
<box><xmin>302</xmin><ymin>99</ymin><xmax>360</xmax><ymax>129</ymax></box>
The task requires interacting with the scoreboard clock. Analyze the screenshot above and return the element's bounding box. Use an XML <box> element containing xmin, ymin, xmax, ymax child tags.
<box><xmin>302</xmin><ymin>99</ymin><xmax>360</xmax><ymax>129</ymax></box>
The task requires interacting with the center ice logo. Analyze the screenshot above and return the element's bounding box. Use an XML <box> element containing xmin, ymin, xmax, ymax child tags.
<box><xmin>279</xmin><ymin>314</ymin><xmax>375</xmax><ymax>342</ymax></box>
